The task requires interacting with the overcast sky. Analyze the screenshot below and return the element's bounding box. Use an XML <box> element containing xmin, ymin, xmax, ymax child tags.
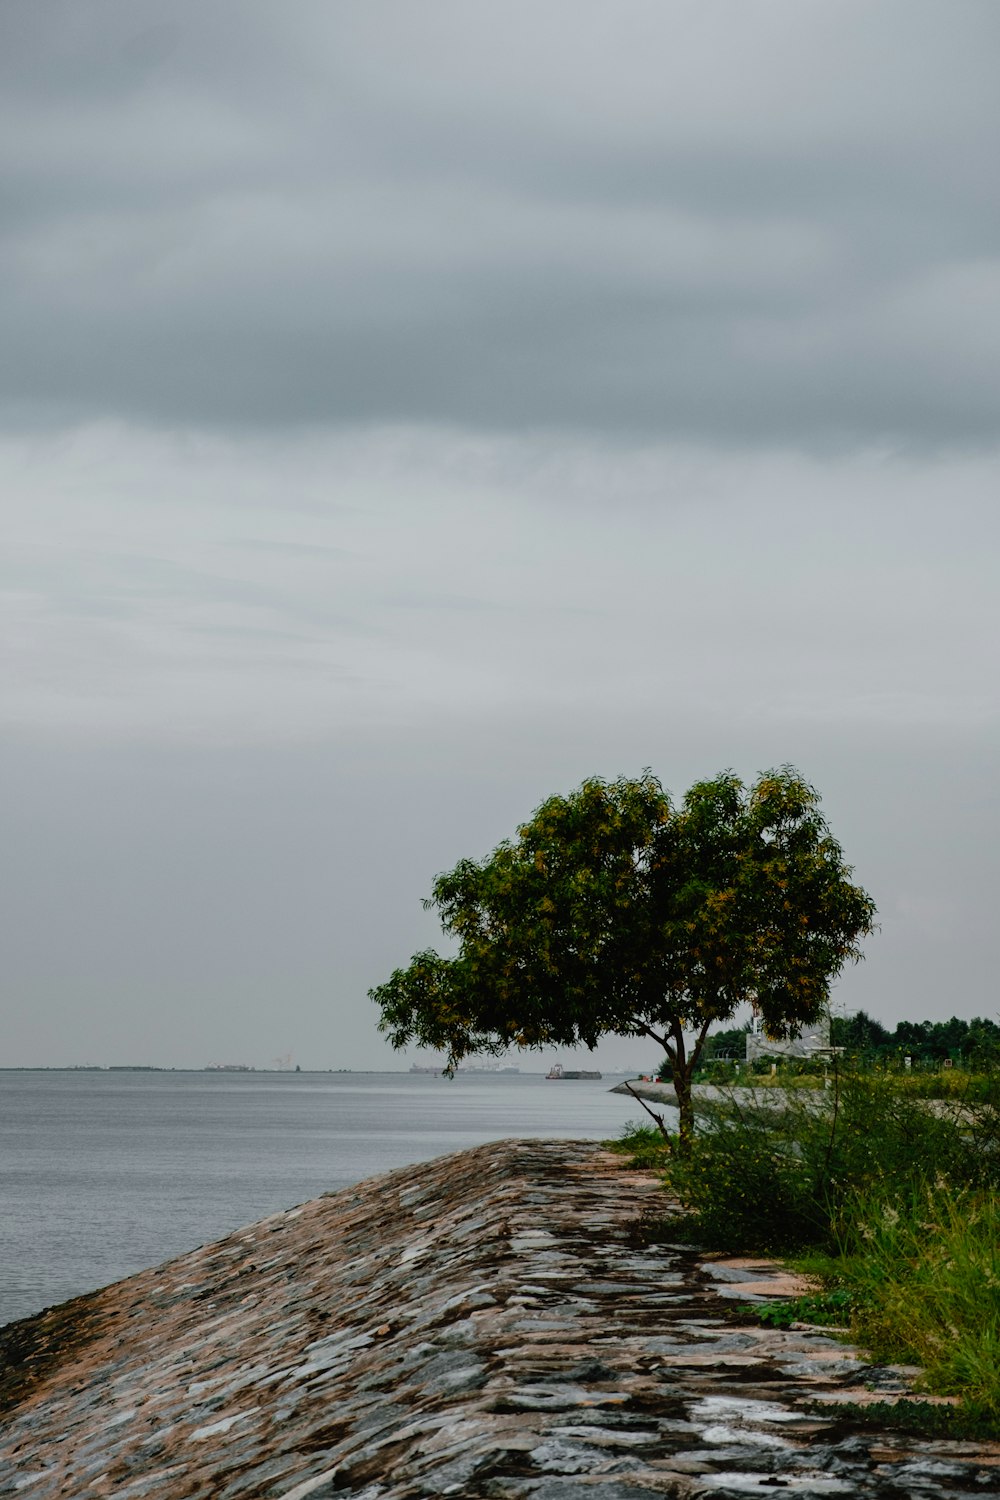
<box><xmin>3</xmin><ymin>1</ymin><xmax>999</xmax><ymax>1070</ymax></box>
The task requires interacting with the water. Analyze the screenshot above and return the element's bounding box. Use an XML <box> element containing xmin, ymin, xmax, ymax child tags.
<box><xmin>0</xmin><ymin>1069</ymin><xmax>651</xmax><ymax>1327</ymax></box>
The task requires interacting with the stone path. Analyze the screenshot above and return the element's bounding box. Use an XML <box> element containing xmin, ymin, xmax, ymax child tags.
<box><xmin>1</xmin><ymin>1140</ymin><xmax>997</xmax><ymax>1498</ymax></box>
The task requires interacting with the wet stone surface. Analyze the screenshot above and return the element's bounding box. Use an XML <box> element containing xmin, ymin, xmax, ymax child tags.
<box><xmin>0</xmin><ymin>1139</ymin><xmax>997</xmax><ymax>1497</ymax></box>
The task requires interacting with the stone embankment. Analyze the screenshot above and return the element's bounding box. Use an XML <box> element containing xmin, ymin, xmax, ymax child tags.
<box><xmin>612</xmin><ymin>1081</ymin><xmax>977</xmax><ymax>1126</ymax></box>
<box><xmin>1</xmin><ymin>1140</ymin><xmax>997</xmax><ymax>1498</ymax></box>
<box><xmin>610</xmin><ymin>1082</ymin><xmax>806</xmax><ymax>1113</ymax></box>
<box><xmin>610</xmin><ymin>1082</ymin><xmax>719</xmax><ymax>1112</ymax></box>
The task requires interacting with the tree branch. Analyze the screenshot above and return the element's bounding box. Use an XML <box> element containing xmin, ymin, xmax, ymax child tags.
<box><xmin>622</xmin><ymin>1080</ymin><xmax>673</xmax><ymax>1147</ymax></box>
<box><xmin>670</xmin><ymin>1019</ymin><xmax>687</xmax><ymax>1072</ymax></box>
<box><xmin>639</xmin><ymin>1022</ymin><xmax>672</xmax><ymax>1058</ymax></box>
<box><xmin>690</xmin><ymin>1014</ymin><xmax>714</xmax><ymax>1073</ymax></box>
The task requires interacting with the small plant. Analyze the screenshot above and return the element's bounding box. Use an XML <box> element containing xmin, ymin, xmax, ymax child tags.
<box><xmin>756</xmin><ymin>1288</ymin><xmax>852</xmax><ymax>1329</ymax></box>
<box><xmin>605</xmin><ymin>1122</ymin><xmax>673</xmax><ymax>1170</ymax></box>
<box><xmin>665</xmin><ymin>1107</ymin><xmax>827</xmax><ymax>1251</ymax></box>
<box><xmin>805</xmin><ymin>1399</ymin><xmax>998</xmax><ymax>1441</ymax></box>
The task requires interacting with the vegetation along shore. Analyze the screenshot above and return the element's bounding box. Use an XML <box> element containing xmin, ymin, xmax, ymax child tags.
<box><xmin>609</xmin><ymin>1047</ymin><xmax>1000</xmax><ymax>1432</ymax></box>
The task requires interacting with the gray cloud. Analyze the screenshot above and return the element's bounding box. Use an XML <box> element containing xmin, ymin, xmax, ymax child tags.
<box><xmin>4</xmin><ymin>425</ymin><xmax>998</xmax><ymax>744</ymax></box>
<box><xmin>2</xmin><ymin>0</ymin><xmax>999</xmax><ymax>444</ymax></box>
<box><xmin>3</xmin><ymin>423</ymin><xmax>999</xmax><ymax>1066</ymax></box>
<box><xmin>3</xmin><ymin>3</ymin><xmax>1000</xmax><ymax>1069</ymax></box>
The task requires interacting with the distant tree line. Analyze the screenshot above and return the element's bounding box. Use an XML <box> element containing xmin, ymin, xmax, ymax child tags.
<box><xmin>654</xmin><ymin>1025</ymin><xmax>750</xmax><ymax>1080</ymax></box>
<box><xmin>699</xmin><ymin>1027</ymin><xmax>752</xmax><ymax>1062</ymax></box>
<box><xmin>829</xmin><ymin>1010</ymin><xmax>1000</xmax><ymax>1067</ymax></box>
<box><xmin>655</xmin><ymin>1013</ymin><xmax>1000</xmax><ymax>1081</ymax></box>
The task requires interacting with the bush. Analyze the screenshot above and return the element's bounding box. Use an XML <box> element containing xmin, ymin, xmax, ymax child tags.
<box><xmin>607</xmin><ymin>1121</ymin><xmax>672</xmax><ymax>1170</ymax></box>
<box><xmin>664</xmin><ymin>1068</ymin><xmax>999</xmax><ymax>1254</ymax></box>
<box><xmin>653</xmin><ymin>1064</ymin><xmax>1000</xmax><ymax>1418</ymax></box>
<box><xmin>837</xmin><ymin>1182</ymin><xmax>1000</xmax><ymax>1414</ymax></box>
<box><xmin>665</xmin><ymin>1104</ymin><xmax>828</xmax><ymax>1250</ymax></box>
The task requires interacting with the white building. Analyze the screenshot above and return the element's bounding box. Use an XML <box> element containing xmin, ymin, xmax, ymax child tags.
<box><xmin>745</xmin><ymin>1013</ymin><xmax>831</xmax><ymax>1062</ymax></box>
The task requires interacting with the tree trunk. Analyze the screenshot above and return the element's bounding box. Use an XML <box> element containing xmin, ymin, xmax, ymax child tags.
<box><xmin>671</xmin><ymin>1016</ymin><xmax>713</xmax><ymax>1150</ymax></box>
<box><xmin>672</xmin><ymin>1065</ymin><xmax>695</xmax><ymax>1150</ymax></box>
<box><xmin>641</xmin><ymin>1022</ymin><xmax>699</xmax><ymax>1151</ymax></box>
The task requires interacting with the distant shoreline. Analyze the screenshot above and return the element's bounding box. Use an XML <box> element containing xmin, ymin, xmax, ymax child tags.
<box><xmin>0</xmin><ymin>1065</ymin><xmax>636</xmax><ymax>1076</ymax></box>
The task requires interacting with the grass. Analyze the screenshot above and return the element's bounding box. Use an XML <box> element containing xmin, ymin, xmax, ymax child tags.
<box><xmin>803</xmin><ymin>1399</ymin><xmax>1000</xmax><ymax>1442</ymax></box>
<box><xmin>835</xmin><ymin>1181</ymin><xmax>1000</xmax><ymax>1415</ymax></box>
<box><xmin>607</xmin><ymin>1066</ymin><xmax>1000</xmax><ymax>1426</ymax></box>
<box><xmin>693</xmin><ymin>1058</ymin><xmax>1000</xmax><ymax>1104</ymax></box>
<box><xmin>606</xmin><ymin>1120</ymin><xmax>674</xmax><ymax>1170</ymax></box>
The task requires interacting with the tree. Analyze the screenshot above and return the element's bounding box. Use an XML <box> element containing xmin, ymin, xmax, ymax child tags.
<box><xmin>673</xmin><ymin>1024</ymin><xmax>751</xmax><ymax>1071</ymax></box>
<box><xmin>830</xmin><ymin>1008</ymin><xmax>891</xmax><ymax>1056</ymax></box>
<box><xmin>370</xmin><ymin>768</ymin><xmax>876</xmax><ymax>1146</ymax></box>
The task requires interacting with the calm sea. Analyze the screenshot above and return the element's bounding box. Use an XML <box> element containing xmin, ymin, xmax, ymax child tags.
<box><xmin>0</xmin><ymin>1069</ymin><xmax>654</xmax><ymax>1327</ymax></box>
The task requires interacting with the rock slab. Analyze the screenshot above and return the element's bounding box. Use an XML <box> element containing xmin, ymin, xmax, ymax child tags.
<box><xmin>0</xmin><ymin>1140</ymin><xmax>997</xmax><ymax>1498</ymax></box>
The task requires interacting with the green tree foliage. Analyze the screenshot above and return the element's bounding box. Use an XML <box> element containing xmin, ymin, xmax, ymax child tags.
<box><xmin>830</xmin><ymin>1011</ymin><xmax>1000</xmax><ymax>1067</ymax></box>
<box><xmin>672</xmin><ymin>1025</ymin><xmax>751</xmax><ymax>1073</ymax></box>
<box><xmin>370</xmin><ymin>767</ymin><xmax>876</xmax><ymax>1144</ymax></box>
<box><xmin>830</xmin><ymin>1007</ymin><xmax>892</xmax><ymax>1053</ymax></box>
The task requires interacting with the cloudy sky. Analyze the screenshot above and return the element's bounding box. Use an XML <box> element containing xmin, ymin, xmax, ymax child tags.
<box><xmin>3</xmin><ymin>0</ymin><xmax>998</xmax><ymax>1069</ymax></box>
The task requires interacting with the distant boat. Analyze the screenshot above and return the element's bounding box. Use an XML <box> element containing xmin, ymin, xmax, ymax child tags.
<box><xmin>546</xmin><ymin>1063</ymin><xmax>602</xmax><ymax>1080</ymax></box>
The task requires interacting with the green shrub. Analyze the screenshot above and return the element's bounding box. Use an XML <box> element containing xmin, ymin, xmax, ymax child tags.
<box><xmin>836</xmin><ymin>1182</ymin><xmax>1000</xmax><ymax>1414</ymax></box>
<box><xmin>653</xmin><ymin>1063</ymin><xmax>1000</xmax><ymax>1418</ymax></box>
<box><xmin>606</xmin><ymin>1121</ymin><xmax>672</xmax><ymax>1169</ymax></box>
<box><xmin>802</xmin><ymin>1399</ymin><xmax>1000</xmax><ymax>1441</ymax></box>
<box><xmin>663</xmin><ymin>1067</ymin><xmax>1000</xmax><ymax>1255</ymax></box>
<box><xmin>665</xmin><ymin>1107</ymin><xmax>826</xmax><ymax>1251</ymax></box>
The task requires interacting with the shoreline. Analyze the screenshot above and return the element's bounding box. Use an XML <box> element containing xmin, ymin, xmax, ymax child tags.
<box><xmin>2</xmin><ymin>1139</ymin><xmax>996</xmax><ymax>1496</ymax></box>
